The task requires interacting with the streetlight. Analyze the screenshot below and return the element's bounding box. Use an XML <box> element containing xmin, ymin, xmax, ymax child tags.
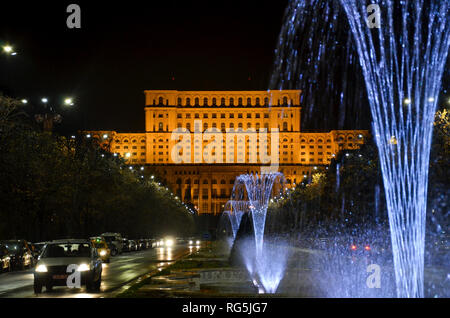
<box><xmin>2</xmin><ymin>45</ymin><xmax>16</xmax><ymax>55</ymax></box>
<box><xmin>21</xmin><ymin>99</ymin><xmax>28</xmax><ymax>104</ymax></box>
<box><xmin>3</xmin><ymin>45</ymin><xmax>12</xmax><ymax>53</ymax></box>
<box><xmin>41</xmin><ymin>98</ymin><xmax>48</xmax><ymax>104</ymax></box>
<box><xmin>64</xmin><ymin>98</ymin><xmax>74</xmax><ymax>106</ymax></box>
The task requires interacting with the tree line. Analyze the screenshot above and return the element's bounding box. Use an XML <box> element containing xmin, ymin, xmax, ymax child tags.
<box><xmin>0</xmin><ymin>95</ymin><xmax>195</xmax><ymax>241</ymax></box>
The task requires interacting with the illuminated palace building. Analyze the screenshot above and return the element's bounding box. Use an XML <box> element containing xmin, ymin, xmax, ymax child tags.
<box><xmin>87</xmin><ymin>90</ymin><xmax>368</xmax><ymax>215</ymax></box>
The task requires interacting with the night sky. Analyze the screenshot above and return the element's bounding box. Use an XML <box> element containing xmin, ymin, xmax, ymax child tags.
<box><xmin>0</xmin><ymin>0</ymin><xmax>288</xmax><ymax>134</ymax></box>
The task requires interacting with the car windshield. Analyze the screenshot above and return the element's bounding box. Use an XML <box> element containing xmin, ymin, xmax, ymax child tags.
<box><xmin>93</xmin><ymin>242</ymin><xmax>107</xmax><ymax>248</ymax></box>
<box><xmin>1</xmin><ymin>242</ymin><xmax>20</xmax><ymax>252</ymax></box>
<box><xmin>42</xmin><ymin>243</ymin><xmax>91</xmax><ymax>258</ymax></box>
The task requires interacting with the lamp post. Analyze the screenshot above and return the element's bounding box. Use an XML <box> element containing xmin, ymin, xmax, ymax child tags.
<box><xmin>34</xmin><ymin>97</ymin><xmax>74</xmax><ymax>132</ymax></box>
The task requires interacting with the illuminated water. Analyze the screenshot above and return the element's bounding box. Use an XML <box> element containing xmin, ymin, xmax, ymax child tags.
<box><xmin>223</xmin><ymin>200</ymin><xmax>249</xmax><ymax>240</ymax></box>
<box><xmin>271</xmin><ymin>0</ymin><xmax>449</xmax><ymax>297</ymax></box>
<box><xmin>339</xmin><ymin>0</ymin><xmax>450</xmax><ymax>297</ymax></box>
<box><xmin>232</xmin><ymin>173</ymin><xmax>286</xmax><ymax>293</ymax></box>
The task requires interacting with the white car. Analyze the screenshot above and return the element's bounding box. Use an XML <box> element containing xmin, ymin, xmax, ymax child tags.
<box><xmin>34</xmin><ymin>239</ymin><xmax>102</xmax><ymax>293</ymax></box>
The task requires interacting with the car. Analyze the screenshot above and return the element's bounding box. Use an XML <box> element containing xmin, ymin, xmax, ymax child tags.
<box><xmin>138</xmin><ymin>239</ymin><xmax>147</xmax><ymax>250</ymax></box>
<box><xmin>187</xmin><ymin>237</ymin><xmax>201</xmax><ymax>247</ymax></box>
<box><xmin>122</xmin><ymin>238</ymin><xmax>131</xmax><ymax>252</ymax></box>
<box><xmin>34</xmin><ymin>239</ymin><xmax>102</xmax><ymax>293</ymax></box>
<box><xmin>91</xmin><ymin>239</ymin><xmax>111</xmax><ymax>263</ymax></box>
<box><xmin>129</xmin><ymin>240</ymin><xmax>138</xmax><ymax>251</ymax></box>
<box><xmin>158</xmin><ymin>237</ymin><xmax>175</xmax><ymax>248</ymax></box>
<box><xmin>0</xmin><ymin>245</ymin><xmax>12</xmax><ymax>273</ymax></box>
<box><xmin>0</xmin><ymin>240</ymin><xmax>34</xmax><ymax>270</ymax></box>
<box><xmin>100</xmin><ymin>233</ymin><xmax>123</xmax><ymax>255</ymax></box>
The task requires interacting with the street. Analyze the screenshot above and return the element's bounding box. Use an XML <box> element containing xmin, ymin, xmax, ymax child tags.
<box><xmin>0</xmin><ymin>245</ymin><xmax>197</xmax><ymax>298</ymax></box>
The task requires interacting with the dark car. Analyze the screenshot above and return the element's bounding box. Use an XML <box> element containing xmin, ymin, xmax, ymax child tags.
<box><xmin>34</xmin><ymin>239</ymin><xmax>102</xmax><ymax>293</ymax></box>
<box><xmin>0</xmin><ymin>240</ymin><xmax>33</xmax><ymax>270</ymax></box>
<box><xmin>122</xmin><ymin>238</ymin><xmax>131</xmax><ymax>252</ymax></box>
<box><xmin>0</xmin><ymin>245</ymin><xmax>12</xmax><ymax>272</ymax></box>
<box><xmin>138</xmin><ymin>239</ymin><xmax>147</xmax><ymax>250</ymax></box>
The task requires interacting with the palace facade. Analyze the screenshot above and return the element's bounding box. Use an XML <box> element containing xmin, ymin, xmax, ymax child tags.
<box><xmin>86</xmin><ymin>90</ymin><xmax>368</xmax><ymax>215</ymax></box>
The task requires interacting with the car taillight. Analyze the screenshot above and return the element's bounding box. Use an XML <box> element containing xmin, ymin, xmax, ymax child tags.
<box><xmin>351</xmin><ymin>245</ymin><xmax>357</xmax><ymax>251</ymax></box>
<box><xmin>365</xmin><ymin>245</ymin><xmax>371</xmax><ymax>251</ymax></box>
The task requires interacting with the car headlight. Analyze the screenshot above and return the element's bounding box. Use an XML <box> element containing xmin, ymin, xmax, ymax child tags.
<box><xmin>196</xmin><ymin>240</ymin><xmax>200</xmax><ymax>245</ymax></box>
<box><xmin>189</xmin><ymin>240</ymin><xmax>193</xmax><ymax>245</ymax></box>
<box><xmin>77</xmin><ymin>263</ymin><xmax>90</xmax><ymax>271</ymax></box>
<box><xmin>165</xmin><ymin>239</ymin><xmax>174</xmax><ymax>247</ymax></box>
<box><xmin>99</xmin><ymin>250</ymin><xmax>107</xmax><ymax>256</ymax></box>
<box><xmin>35</xmin><ymin>264</ymin><xmax>48</xmax><ymax>272</ymax></box>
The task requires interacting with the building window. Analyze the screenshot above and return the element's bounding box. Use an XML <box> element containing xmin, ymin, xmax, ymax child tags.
<box><xmin>159</xmin><ymin>122</ymin><xmax>164</xmax><ymax>131</ymax></box>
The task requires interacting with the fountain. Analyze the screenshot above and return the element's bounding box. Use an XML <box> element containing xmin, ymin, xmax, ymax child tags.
<box><xmin>232</xmin><ymin>172</ymin><xmax>287</xmax><ymax>293</ymax></box>
<box><xmin>339</xmin><ymin>0</ymin><xmax>449</xmax><ymax>297</ymax></box>
<box><xmin>271</xmin><ymin>0</ymin><xmax>448</xmax><ymax>298</ymax></box>
<box><xmin>223</xmin><ymin>200</ymin><xmax>249</xmax><ymax>240</ymax></box>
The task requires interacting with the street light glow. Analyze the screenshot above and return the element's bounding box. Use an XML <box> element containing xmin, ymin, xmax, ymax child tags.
<box><xmin>3</xmin><ymin>45</ymin><xmax>13</xmax><ymax>53</ymax></box>
<box><xmin>21</xmin><ymin>99</ymin><xmax>28</xmax><ymax>104</ymax></box>
<box><xmin>41</xmin><ymin>98</ymin><xmax>48</xmax><ymax>103</ymax></box>
<box><xmin>64</xmin><ymin>98</ymin><xmax>74</xmax><ymax>105</ymax></box>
